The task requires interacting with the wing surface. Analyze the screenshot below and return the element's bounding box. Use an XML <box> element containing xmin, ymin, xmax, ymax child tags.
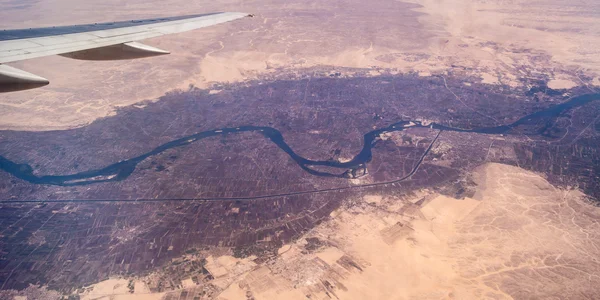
<box><xmin>0</xmin><ymin>12</ymin><xmax>248</xmax><ymax>63</ymax></box>
<box><xmin>0</xmin><ymin>12</ymin><xmax>249</xmax><ymax>91</ymax></box>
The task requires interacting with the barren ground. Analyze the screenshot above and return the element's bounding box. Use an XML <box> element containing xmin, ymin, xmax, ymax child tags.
<box><xmin>66</xmin><ymin>163</ymin><xmax>600</xmax><ymax>299</ymax></box>
<box><xmin>1</xmin><ymin>0</ymin><xmax>600</xmax><ymax>130</ymax></box>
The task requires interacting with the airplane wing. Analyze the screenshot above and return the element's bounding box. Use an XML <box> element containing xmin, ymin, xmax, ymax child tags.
<box><xmin>0</xmin><ymin>12</ymin><xmax>250</xmax><ymax>92</ymax></box>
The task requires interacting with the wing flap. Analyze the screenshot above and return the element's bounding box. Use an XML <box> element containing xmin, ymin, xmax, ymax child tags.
<box><xmin>28</xmin><ymin>33</ymin><xmax>100</xmax><ymax>46</ymax></box>
<box><xmin>0</xmin><ymin>64</ymin><xmax>49</xmax><ymax>92</ymax></box>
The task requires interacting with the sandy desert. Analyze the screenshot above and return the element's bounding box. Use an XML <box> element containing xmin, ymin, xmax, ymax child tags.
<box><xmin>1</xmin><ymin>0</ymin><xmax>599</xmax><ymax>130</ymax></box>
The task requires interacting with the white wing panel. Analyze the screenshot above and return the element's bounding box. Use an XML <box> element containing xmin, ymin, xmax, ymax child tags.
<box><xmin>0</xmin><ymin>12</ymin><xmax>247</xmax><ymax>64</ymax></box>
<box><xmin>0</xmin><ymin>40</ymin><xmax>40</xmax><ymax>51</ymax></box>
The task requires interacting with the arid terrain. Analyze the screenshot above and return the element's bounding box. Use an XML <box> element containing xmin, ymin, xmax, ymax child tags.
<box><xmin>1</xmin><ymin>0</ymin><xmax>600</xmax><ymax>130</ymax></box>
<box><xmin>6</xmin><ymin>164</ymin><xmax>599</xmax><ymax>299</ymax></box>
<box><xmin>1</xmin><ymin>0</ymin><xmax>600</xmax><ymax>299</ymax></box>
<box><xmin>212</xmin><ymin>163</ymin><xmax>600</xmax><ymax>300</ymax></box>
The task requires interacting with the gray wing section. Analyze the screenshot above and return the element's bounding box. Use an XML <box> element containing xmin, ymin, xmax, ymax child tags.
<box><xmin>0</xmin><ymin>12</ymin><xmax>248</xmax><ymax>64</ymax></box>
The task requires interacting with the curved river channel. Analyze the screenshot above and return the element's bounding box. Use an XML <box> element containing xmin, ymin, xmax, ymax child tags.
<box><xmin>1</xmin><ymin>93</ymin><xmax>599</xmax><ymax>187</ymax></box>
